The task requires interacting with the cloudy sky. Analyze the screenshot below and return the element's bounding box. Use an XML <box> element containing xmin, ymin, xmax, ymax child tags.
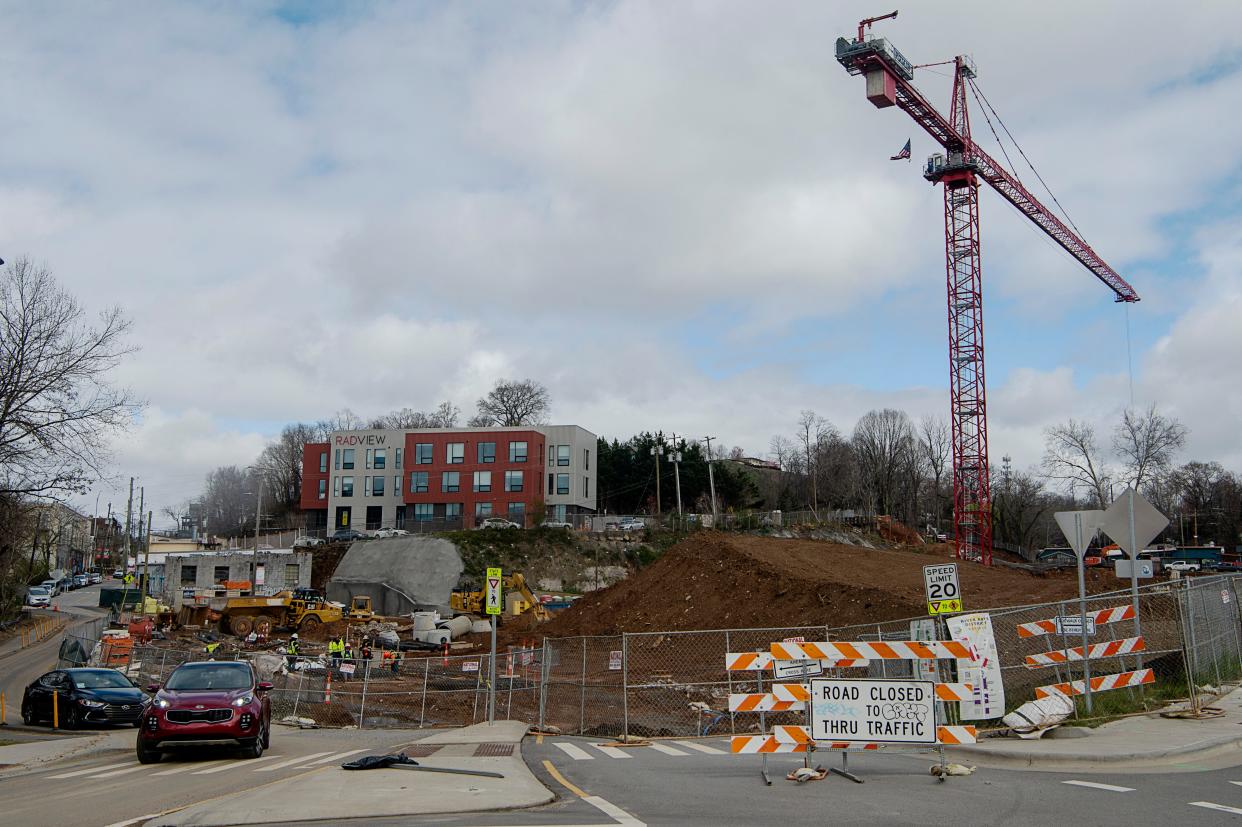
<box><xmin>3</xmin><ymin>1</ymin><xmax>1239</xmax><ymax>525</ymax></box>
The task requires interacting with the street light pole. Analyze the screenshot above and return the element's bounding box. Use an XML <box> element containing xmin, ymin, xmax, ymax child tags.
<box><xmin>703</xmin><ymin>436</ymin><xmax>719</xmax><ymax>524</ymax></box>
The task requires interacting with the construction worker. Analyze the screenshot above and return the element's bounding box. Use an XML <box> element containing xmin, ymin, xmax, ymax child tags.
<box><xmin>286</xmin><ymin>633</ymin><xmax>300</xmax><ymax>669</ymax></box>
<box><xmin>328</xmin><ymin>636</ymin><xmax>343</xmax><ymax>668</ymax></box>
<box><xmin>204</xmin><ymin>641</ymin><xmax>221</xmax><ymax>659</ymax></box>
<box><xmin>342</xmin><ymin>640</ymin><xmax>354</xmax><ymax>680</ymax></box>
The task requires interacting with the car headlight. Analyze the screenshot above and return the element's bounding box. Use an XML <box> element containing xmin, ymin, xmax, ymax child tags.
<box><xmin>78</xmin><ymin>699</ymin><xmax>105</xmax><ymax>708</ymax></box>
<box><xmin>232</xmin><ymin>695</ymin><xmax>253</xmax><ymax>707</ymax></box>
<box><xmin>155</xmin><ymin>698</ymin><xmax>171</xmax><ymax>709</ymax></box>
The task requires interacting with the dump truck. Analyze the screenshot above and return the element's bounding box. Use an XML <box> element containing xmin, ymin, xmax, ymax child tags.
<box><xmin>450</xmin><ymin>572</ymin><xmax>550</xmax><ymax>621</ymax></box>
<box><xmin>218</xmin><ymin>590</ymin><xmax>373</xmax><ymax>636</ymax></box>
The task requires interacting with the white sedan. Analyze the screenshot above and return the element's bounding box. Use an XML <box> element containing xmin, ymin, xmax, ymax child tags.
<box><xmin>372</xmin><ymin>528</ymin><xmax>410</xmax><ymax>538</ymax></box>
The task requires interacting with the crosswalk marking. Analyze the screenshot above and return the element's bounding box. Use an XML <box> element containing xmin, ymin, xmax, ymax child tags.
<box><xmin>673</xmin><ymin>740</ymin><xmax>725</xmax><ymax>754</ymax></box>
<box><xmin>647</xmin><ymin>742</ymin><xmax>689</xmax><ymax>757</ymax></box>
<box><xmin>295</xmin><ymin>749</ymin><xmax>367</xmax><ymax>768</ymax></box>
<box><xmin>1229</xmin><ymin>781</ymin><xmax>1242</xmax><ymax>787</ymax></box>
<box><xmin>255</xmin><ymin>751</ymin><xmax>336</xmax><ymax>772</ymax></box>
<box><xmin>1062</xmin><ymin>780</ymin><xmax>1134</xmax><ymax>792</ymax></box>
<box><xmin>85</xmin><ymin>764</ymin><xmax>149</xmax><ymax>780</ymax></box>
<box><xmin>554</xmin><ymin>742</ymin><xmax>595</xmax><ymax>761</ymax></box>
<box><xmin>192</xmin><ymin>754</ymin><xmax>282</xmax><ymax>774</ymax></box>
<box><xmin>46</xmin><ymin>761</ymin><xmax>135</xmax><ymax>779</ymax></box>
<box><xmin>152</xmin><ymin>760</ymin><xmax>229</xmax><ymax>776</ymax></box>
<box><xmin>592</xmin><ymin>744</ymin><xmax>632</xmax><ymax>759</ymax></box>
<box><xmin>1191</xmin><ymin>802</ymin><xmax>1242</xmax><ymax>815</ymax></box>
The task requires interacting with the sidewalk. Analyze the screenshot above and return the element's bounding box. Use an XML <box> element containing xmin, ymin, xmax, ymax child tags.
<box><xmin>0</xmin><ymin>729</ymin><xmax>131</xmax><ymax>775</ymax></box>
<box><xmin>153</xmin><ymin>721</ymin><xmax>552</xmax><ymax>827</ymax></box>
<box><xmin>949</xmin><ymin>687</ymin><xmax>1242</xmax><ymax>769</ymax></box>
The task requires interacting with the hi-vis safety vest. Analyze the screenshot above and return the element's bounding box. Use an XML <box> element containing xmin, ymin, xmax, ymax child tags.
<box><xmin>287</xmin><ymin>642</ymin><xmax>299</xmax><ymax>655</ymax></box>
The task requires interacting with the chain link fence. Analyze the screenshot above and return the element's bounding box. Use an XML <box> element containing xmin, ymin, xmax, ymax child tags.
<box><xmin>55</xmin><ymin>575</ymin><xmax>1241</xmax><ymax>736</ymax></box>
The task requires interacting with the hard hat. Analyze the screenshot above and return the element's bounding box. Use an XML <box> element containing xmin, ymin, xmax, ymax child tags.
<box><xmin>291</xmin><ymin>633</ymin><xmax>299</xmax><ymax>639</ymax></box>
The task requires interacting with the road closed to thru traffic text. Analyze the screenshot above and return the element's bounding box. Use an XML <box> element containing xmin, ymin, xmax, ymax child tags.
<box><xmin>810</xmin><ymin>679</ymin><xmax>937</xmax><ymax>744</ymax></box>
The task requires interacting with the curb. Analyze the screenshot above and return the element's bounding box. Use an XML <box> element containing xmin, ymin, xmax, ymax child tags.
<box><xmin>946</xmin><ymin>734</ymin><xmax>1242</xmax><ymax>766</ymax></box>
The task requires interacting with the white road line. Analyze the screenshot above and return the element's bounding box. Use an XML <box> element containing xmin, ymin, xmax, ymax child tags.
<box><xmin>585</xmin><ymin>794</ymin><xmax>646</xmax><ymax>826</ymax></box>
<box><xmin>591</xmin><ymin>744</ymin><xmax>632</xmax><ymax>759</ymax></box>
<box><xmin>85</xmin><ymin>764</ymin><xmax>149</xmax><ymax>780</ymax></box>
<box><xmin>295</xmin><ymin>749</ymin><xmax>367</xmax><ymax>767</ymax></box>
<box><xmin>647</xmin><ymin>742</ymin><xmax>689</xmax><ymax>757</ymax></box>
<box><xmin>46</xmin><ymin>761</ymin><xmax>135</xmax><ymax>779</ymax></box>
<box><xmin>102</xmin><ymin>814</ymin><xmax>164</xmax><ymax>827</ymax></box>
<box><xmin>1062</xmin><ymin>780</ymin><xmax>1135</xmax><ymax>792</ymax></box>
<box><xmin>673</xmin><ymin>740</ymin><xmax>725</xmax><ymax>754</ymax></box>
<box><xmin>152</xmin><ymin>760</ymin><xmax>228</xmax><ymax>776</ymax></box>
<box><xmin>553</xmin><ymin>742</ymin><xmax>595</xmax><ymax>761</ymax></box>
<box><xmin>1230</xmin><ymin>781</ymin><xmax>1242</xmax><ymax>787</ymax></box>
<box><xmin>1191</xmin><ymin>802</ymin><xmax>1242</xmax><ymax>815</ymax></box>
<box><xmin>192</xmin><ymin>754</ymin><xmax>281</xmax><ymax>774</ymax></box>
<box><xmin>254</xmin><ymin>751</ymin><xmax>335</xmax><ymax>772</ymax></box>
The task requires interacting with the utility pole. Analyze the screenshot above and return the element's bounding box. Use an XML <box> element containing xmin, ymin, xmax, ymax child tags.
<box><xmin>124</xmin><ymin>477</ymin><xmax>134</xmax><ymax>572</ymax></box>
<box><xmin>668</xmin><ymin>435</ymin><xmax>683</xmax><ymax>519</ymax></box>
<box><xmin>704</xmin><ymin>436</ymin><xmax>719</xmax><ymax>524</ymax></box>
<box><xmin>650</xmin><ymin>439</ymin><xmax>664</xmax><ymax>516</ymax></box>
<box><xmin>136</xmin><ymin>486</ymin><xmax>145</xmax><ymax>573</ymax></box>
<box><xmin>142</xmin><ymin>511</ymin><xmax>153</xmax><ymax>609</ymax></box>
<box><xmin>103</xmin><ymin>502</ymin><xmax>112</xmax><ymax>571</ymax></box>
<box><xmin>253</xmin><ymin>479</ymin><xmax>263</xmax><ymax>554</ymax></box>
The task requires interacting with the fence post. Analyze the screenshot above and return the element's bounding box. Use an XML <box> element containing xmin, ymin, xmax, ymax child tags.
<box><xmin>622</xmin><ymin>633</ymin><xmax>630</xmax><ymax>741</ymax></box>
<box><xmin>1204</xmin><ymin>584</ymin><xmax>1223</xmax><ymax>689</ymax></box>
<box><xmin>292</xmin><ymin>666</ymin><xmax>303</xmax><ymax>720</ymax></box>
<box><xmin>419</xmin><ymin>657</ymin><xmax>429</xmax><ymax>728</ymax></box>
<box><xmin>358</xmin><ymin>662</ymin><xmax>368</xmax><ymax>729</ymax></box>
<box><xmin>724</xmin><ymin>630</ymin><xmax>735</xmax><ymax>735</ymax></box>
<box><xmin>539</xmin><ymin>639</ymin><xmax>550</xmax><ymax>731</ymax></box>
<box><xmin>1175</xmin><ymin>581</ymin><xmax>1200</xmax><ymax>715</ymax></box>
<box><xmin>579</xmin><ymin>639</ymin><xmax>587</xmax><ymax>735</ymax></box>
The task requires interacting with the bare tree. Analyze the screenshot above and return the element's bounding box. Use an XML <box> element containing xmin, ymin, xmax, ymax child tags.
<box><xmin>992</xmin><ymin>468</ymin><xmax>1051</xmax><ymax>558</ymax></box>
<box><xmin>1041</xmin><ymin>420</ymin><xmax>1111</xmax><ymax>508</ymax></box>
<box><xmin>0</xmin><ymin>259</ymin><xmax>139</xmax><ymax>499</ymax></box>
<box><xmin>370</xmin><ymin>400</ymin><xmax>461</xmax><ymax>429</ymax></box>
<box><xmin>319</xmin><ymin>408</ymin><xmax>363</xmax><ymax>433</ymax></box>
<box><xmin>1113</xmin><ymin>404</ymin><xmax>1187</xmax><ymax>492</ymax></box>
<box><xmin>469</xmin><ymin>379</ymin><xmax>550</xmax><ymax>427</ymax></box>
<box><xmin>919</xmin><ymin>415</ymin><xmax>950</xmax><ymax>532</ymax></box>
<box><xmin>853</xmin><ymin>409</ymin><xmax>920</xmax><ymax>519</ymax></box>
<box><xmin>797</xmin><ymin>410</ymin><xmax>830</xmax><ymax>511</ymax></box>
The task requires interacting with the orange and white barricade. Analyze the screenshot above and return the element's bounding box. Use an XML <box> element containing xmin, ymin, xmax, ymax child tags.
<box><xmin>770</xmin><ymin>640</ymin><xmax>976</xmax><ymax>662</ymax></box>
<box><xmin>726</xmin><ymin>652</ymin><xmax>773</xmax><ymax>671</ymax></box>
<box><xmin>730</xmin><ymin>682</ymin><xmax>973</xmax><ymax>712</ymax></box>
<box><xmin>1016</xmin><ymin>605</ymin><xmax>1136</xmax><ymax>638</ymax></box>
<box><xmin>1035</xmin><ymin>668</ymin><xmax>1154</xmax><ymax>699</ymax></box>
<box><xmin>1024</xmin><ymin>636</ymin><xmax>1145</xmax><ymax>668</ymax></box>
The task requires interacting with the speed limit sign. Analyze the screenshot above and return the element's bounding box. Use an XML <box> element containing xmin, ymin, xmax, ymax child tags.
<box><xmin>923</xmin><ymin>564</ymin><xmax>962</xmax><ymax>615</ymax></box>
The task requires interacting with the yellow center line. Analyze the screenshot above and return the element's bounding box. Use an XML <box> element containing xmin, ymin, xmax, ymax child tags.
<box><xmin>542</xmin><ymin>760</ymin><xmax>587</xmax><ymax>799</ymax></box>
<box><xmin>536</xmin><ymin>733</ymin><xmax>544</xmax><ymax>744</ymax></box>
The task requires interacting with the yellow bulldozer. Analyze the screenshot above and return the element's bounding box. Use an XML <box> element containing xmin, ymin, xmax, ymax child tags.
<box><xmin>450</xmin><ymin>572</ymin><xmax>550</xmax><ymax>621</ymax></box>
<box><xmin>219</xmin><ymin>589</ymin><xmax>373</xmax><ymax>636</ymax></box>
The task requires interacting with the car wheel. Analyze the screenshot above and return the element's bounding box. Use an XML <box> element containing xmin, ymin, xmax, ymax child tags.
<box><xmin>243</xmin><ymin>724</ymin><xmax>266</xmax><ymax>759</ymax></box>
<box><xmin>136</xmin><ymin>735</ymin><xmax>162</xmax><ymax>764</ymax></box>
<box><xmin>62</xmin><ymin>704</ymin><xmax>78</xmax><ymax>730</ymax></box>
<box><xmin>21</xmin><ymin>700</ymin><xmax>36</xmax><ymax>726</ymax></box>
<box><xmin>261</xmin><ymin>718</ymin><xmax>271</xmax><ymax>749</ymax></box>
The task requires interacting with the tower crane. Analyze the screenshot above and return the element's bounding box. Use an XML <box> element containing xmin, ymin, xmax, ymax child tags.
<box><xmin>836</xmin><ymin>13</ymin><xmax>1139</xmax><ymax>565</ymax></box>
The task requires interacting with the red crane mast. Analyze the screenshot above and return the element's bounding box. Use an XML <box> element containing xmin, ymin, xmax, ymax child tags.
<box><xmin>836</xmin><ymin>14</ymin><xmax>1139</xmax><ymax>565</ymax></box>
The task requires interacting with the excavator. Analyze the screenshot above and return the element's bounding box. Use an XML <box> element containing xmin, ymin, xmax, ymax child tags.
<box><xmin>450</xmin><ymin>572</ymin><xmax>550</xmax><ymax>621</ymax></box>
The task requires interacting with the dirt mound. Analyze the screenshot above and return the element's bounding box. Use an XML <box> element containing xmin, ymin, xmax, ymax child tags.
<box><xmin>537</xmin><ymin>531</ymin><xmax>1114</xmax><ymax>637</ymax></box>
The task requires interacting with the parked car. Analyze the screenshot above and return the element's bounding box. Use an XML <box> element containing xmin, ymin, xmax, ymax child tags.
<box><xmin>88</xmin><ymin>571</ymin><xmax>103</xmax><ymax>584</ymax></box>
<box><xmin>22</xmin><ymin>668</ymin><xmax>147</xmax><ymax>728</ymax></box>
<box><xmin>72</xmin><ymin>574</ymin><xmax>89</xmax><ymax>589</ymax></box>
<box><xmin>541</xmin><ymin>521</ymin><xmax>573</xmax><ymax>530</ymax></box>
<box><xmin>372</xmin><ymin>528</ymin><xmax>409</xmax><ymax>538</ymax></box>
<box><xmin>480</xmin><ymin>517</ymin><xmax>521</xmax><ymax>530</ymax></box>
<box><xmin>25</xmin><ymin>587</ymin><xmax>51</xmax><ymax>608</ymax></box>
<box><xmin>291</xmin><ymin>536</ymin><xmax>325</xmax><ymax>548</ymax></box>
<box><xmin>39</xmin><ymin>579</ymin><xmax>60</xmax><ymax>596</ymax></box>
<box><xmin>330</xmin><ymin>528</ymin><xmax>368</xmax><ymax>543</ymax></box>
<box><xmin>1165</xmin><ymin>560</ymin><xmax>1201</xmax><ymax>573</ymax></box>
<box><xmin>618</xmin><ymin>517</ymin><xmax>647</xmax><ymax>532</ymax></box>
<box><xmin>138</xmin><ymin>660</ymin><xmax>272</xmax><ymax>764</ymax></box>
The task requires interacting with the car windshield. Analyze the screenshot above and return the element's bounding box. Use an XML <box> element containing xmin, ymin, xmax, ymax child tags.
<box><xmin>29</xmin><ymin>588</ymin><xmax>48</xmax><ymax>596</ymax></box>
<box><xmin>166</xmin><ymin>664</ymin><xmax>252</xmax><ymax>691</ymax></box>
<box><xmin>72</xmin><ymin>671</ymin><xmax>134</xmax><ymax>689</ymax></box>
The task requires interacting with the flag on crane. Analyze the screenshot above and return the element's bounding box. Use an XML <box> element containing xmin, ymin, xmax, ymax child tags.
<box><xmin>890</xmin><ymin>138</ymin><xmax>911</xmax><ymax>161</ymax></box>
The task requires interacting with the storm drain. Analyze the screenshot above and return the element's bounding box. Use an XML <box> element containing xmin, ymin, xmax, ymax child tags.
<box><xmin>403</xmin><ymin>744</ymin><xmax>444</xmax><ymax>757</ymax></box>
<box><xmin>473</xmin><ymin>743</ymin><xmax>514</xmax><ymax>757</ymax></box>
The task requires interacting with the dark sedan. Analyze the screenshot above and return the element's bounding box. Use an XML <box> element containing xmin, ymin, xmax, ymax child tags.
<box><xmin>22</xmin><ymin>668</ymin><xmax>147</xmax><ymax>728</ymax></box>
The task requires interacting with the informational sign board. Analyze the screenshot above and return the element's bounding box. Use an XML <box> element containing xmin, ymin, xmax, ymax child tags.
<box><xmin>946</xmin><ymin>613</ymin><xmax>1005</xmax><ymax>720</ymax></box>
<box><xmin>255</xmin><ymin>564</ymin><xmax>265</xmax><ymax>586</ymax></box>
<box><xmin>1115</xmin><ymin>559</ymin><xmax>1154</xmax><ymax>579</ymax></box>
<box><xmin>774</xmin><ymin>659</ymin><xmax>825</xmax><ymax>680</ymax></box>
<box><xmin>462</xmin><ymin>661</ymin><xmax>479</xmax><ymax>672</ymax></box>
<box><xmin>1055</xmin><ymin>615</ymin><xmax>1096</xmax><ymax>636</ymax></box>
<box><xmin>809</xmin><ymin>679</ymin><xmax>937</xmax><ymax>744</ymax></box>
<box><xmin>485</xmin><ymin>567</ymin><xmax>502</xmax><ymax>616</ymax></box>
<box><xmin>923</xmin><ymin>564</ymin><xmax>961</xmax><ymax>615</ymax></box>
<box><xmin>340</xmin><ymin>663</ymin><xmax>355</xmax><ymax>676</ymax></box>
<box><xmin>608</xmin><ymin>650</ymin><xmax>623</xmax><ymax>671</ymax></box>
<box><xmin>909</xmin><ymin>619</ymin><xmax>938</xmax><ymax>681</ymax></box>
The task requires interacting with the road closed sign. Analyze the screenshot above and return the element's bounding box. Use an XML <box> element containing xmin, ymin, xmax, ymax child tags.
<box><xmin>923</xmin><ymin>563</ymin><xmax>961</xmax><ymax>615</ymax></box>
<box><xmin>810</xmin><ymin>679</ymin><xmax>937</xmax><ymax>744</ymax></box>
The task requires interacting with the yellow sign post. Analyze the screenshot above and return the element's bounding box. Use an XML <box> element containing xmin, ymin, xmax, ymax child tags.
<box><xmin>485</xmin><ymin>567</ymin><xmax>502</xmax><ymax>724</ymax></box>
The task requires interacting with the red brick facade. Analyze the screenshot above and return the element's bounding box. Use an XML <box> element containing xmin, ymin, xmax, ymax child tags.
<box><xmin>401</xmin><ymin>430</ymin><xmax>545</xmax><ymax>525</ymax></box>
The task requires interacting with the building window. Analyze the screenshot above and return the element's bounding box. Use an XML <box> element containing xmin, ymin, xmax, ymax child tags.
<box><xmin>508</xmin><ymin>502</ymin><xmax>525</xmax><ymax>523</ymax></box>
<box><xmin>334</xmin><ymin>449</ymin><xmax>341</xmax><ymax>470</ymax></box>
<box><xmin>505</xmin><ymin>471</ymin><xmax>523</xmax><ymax>492</ymax></box>
<box><xmin>416</xmin><ymin>443</ymin><xmax>433</xmax><ymax>464</ymax></box>
<box><xmin>374</xmin><ymin>449</ymin><xmax>386</xmax><ymax>470</ymax></box>
<box><xmin>509</xmin><ymin>441</ymin><xmax>528</xmax><ymax>463</ymax></box>
<box><xmin>548</xmin><ymin>446</ymin><xmax>555</xmax><ymax>467</ymax></box>
<box><xmin>475</xmin><ymin>502</ymin><xmax>493</xmax><ymax>517</ymax></box>
<box><xmin>319</xmin><ymin>452</ymin><xmax>328</xmax><ymax>473</ymax></box>
<box><xmin>394</xmin><ymin>475</ymin><xmax>401</xmax><ymax>496</ymax></box>
<box><xmin>584</xmin><ymin>448</ymin><xmax>589</xmax><ymax>471</ymax></box>
<box><xmin>410</xmin><ymin>472</ymin><xmax>429</xmax><ymax>493</ymax></box>
<box><xmin>478</xmin><ymin>442</ymin><xmax>496</xmax><ymax>464</ymax></box>
<box><xmin>584</xmin><ymin>476</ymin><xmax>589</xmax><ymax>497</ymax></box>
<box><xmin>363</xmin><ymin>475</ymin><xmax>370</xmax><ymax>497</ymax></box>
<box><xmin>285</xmin><ymin>563</ymin><xmax>300</xmax><ymax>586</ymax></box>
<box><xmin>473</xmin><ymin>471</ymin><xmax>492</xmax><ymax>493</ymax></box>
<box><xmin>318</xmin><ymin>479</ymin><xmax>327</xmax><ymax>500</ymax></box>
<box><xmin>365</xmin><ymin>448</ymin><xmax>373</xmax><ymax>469</ymax></box>
<box><xmin>342</xmin><ymin>477</ymin><xmax>354</xmax><ymax>497</ymax></box>
<box><xmin>548</xmin><ymin>473</ymin><xmax>553</xmax><ymax>496</ymax></box>
<box><xmin>395</xmin><ymin>448</ymin><xmax>403</xmax><ymax>469</ymax></box>
<box><xmin>446</xmin><ymin>503</ymin><xmax>462</xmax><ymax>519</ymax></box>
<box><xmin>334</xmin><ymin>477</ymin><xmax>341</xmax><ymax>497</ymax></box>
<box><xmin>447</xmin><ymin>442</ymin><xmax>465</xmax><ymax>464</ymax></box>
<box><xmin>556</xmin><ymin>474</ymin><xmax>570</xmax><ymax>495</ymax></box>
<box><xmin>213</xmin><ymin>566</ymin><xmax>230</xmax><ymax>584</ymax></box>
<box><xmin>180</xmin><ymin>565</ymin><xmax>197</xmax><ymax>585</ymax></box>
<box><xmin>395</xmin><ymin>506</ymin><xmax>406</xmax><ymax>529</ymax></box>
<box><xmin>372</xmin><ymin>476</ymin><xmax>385</xmax><ymax>496</ymax></box>
<box><xmin>342</xmin><ymin>448</ymin><xmax>355</xmax><ymax>470</ymax></box>
<box><xmin>441</xmin><ymin>471</ymin><xmax>460</xmax><ymax>493</ymax></box>
<box><xmin>414</xmin><ymin>503</ymin><xmax>434</xmax><ymax>522</ymax></box>
<box><xmin>557</xmin><ymin>445</ymin><xmax>571</xmax><ymax>466</ymax></box>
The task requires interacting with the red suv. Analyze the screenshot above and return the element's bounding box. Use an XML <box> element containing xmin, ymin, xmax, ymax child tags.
<box><xmin>138</xmin><ymin>660</ymin><xmax>273</xmax><ymax>764</ymax></box>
